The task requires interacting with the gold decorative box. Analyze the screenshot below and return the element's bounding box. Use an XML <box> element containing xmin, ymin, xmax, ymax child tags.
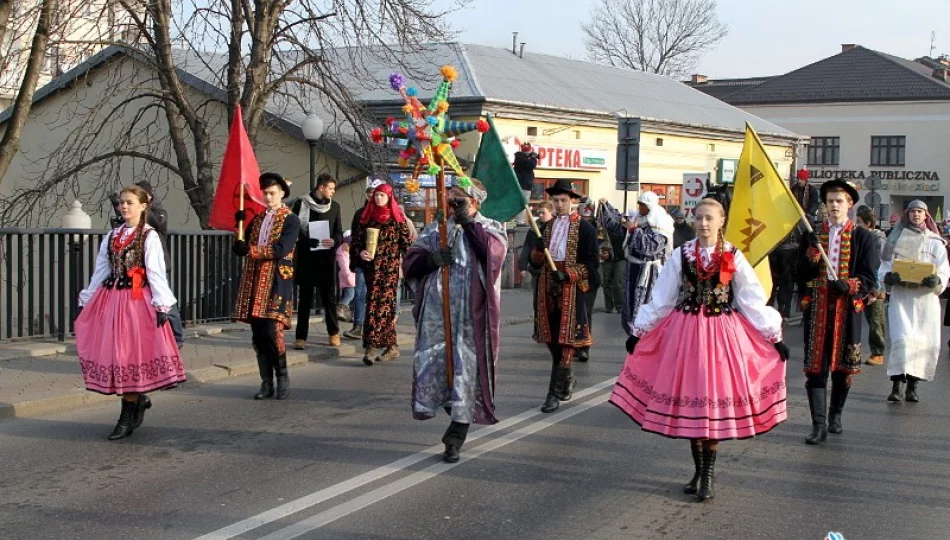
<box><xmin>893</xmin><ymin>259</ymin><xmax>936</xmax><ymax>284</ymax></box>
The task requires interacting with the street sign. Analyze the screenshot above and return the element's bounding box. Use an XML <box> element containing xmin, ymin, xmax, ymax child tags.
<box><xmin>615</xmin><ymin>117</ymin><xmax>640</xmax><ymax>191</ymax></box>
<box><xmin>866</xmin><ymin>191</ymin><xmax>882</xmax><ymax>208</ymax></box>
<box><xmin>866</xmin><ymin>175</ymin><xmax>883</xmax><ymax>191</ymax></box>
<box><xmin>682</xmin><ymin>172</ymin><xmax>710</xmax><ymax>220</ymax></box>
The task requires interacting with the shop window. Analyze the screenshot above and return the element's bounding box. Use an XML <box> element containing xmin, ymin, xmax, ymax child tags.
<box><xmin>870</xmin><ymin>136</ymin><xmax>905</xmax><ymax>166</ymax></box>
<box><xmin>527</xmin><ymin>126</ymin><xmax>538</xmax><ymax>136</ymax></box>
<box><xmin>807</xmin><ymin>136</ymin><xmax>840</xmax><ymax>165</ymax></box>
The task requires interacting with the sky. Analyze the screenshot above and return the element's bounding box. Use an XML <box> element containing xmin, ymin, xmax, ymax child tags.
<box><xmin>436</xmin><ymin>0</ymin><xmax>946</xmax><ymax>78</ymax></box>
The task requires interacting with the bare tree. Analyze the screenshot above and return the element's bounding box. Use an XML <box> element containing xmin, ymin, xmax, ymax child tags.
<box><xmin>581</xmin><ymin>0</ymin><xmax>728</xmax><ymax>78</ymax></box>
<box><xmin>0</xmin><ymin>0</ymin><xmax>55</xmax><ymax>182</ymax></box>
<box><xmin>0</xmin><ymin>0</ymin><xmax>463</xmax><ymax>227</ymax></box>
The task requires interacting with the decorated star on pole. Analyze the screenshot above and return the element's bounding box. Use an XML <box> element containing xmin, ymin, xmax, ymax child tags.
<box><xmin>369</xmin><ymin>65</ymin><xmax>489</xmax><ymax>193</ymax></box>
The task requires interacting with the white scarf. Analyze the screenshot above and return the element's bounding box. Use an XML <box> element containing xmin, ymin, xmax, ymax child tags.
<box><xmin>296</xmin><ymin>194</ymin><xmax>332</xmax><ymax>229</ymax></box>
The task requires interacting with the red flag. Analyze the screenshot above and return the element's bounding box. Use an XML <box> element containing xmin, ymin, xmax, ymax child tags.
<box><xmin>208</xmin><ymin>105</ymin><xmax>265</xmax><ymax>231</ymax></box>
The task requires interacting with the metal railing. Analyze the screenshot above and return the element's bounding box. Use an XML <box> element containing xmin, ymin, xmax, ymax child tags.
<box><xmin>0</xmin><ymin>228</ymin><xmax>239</xmax><ymax>341</ymax></box>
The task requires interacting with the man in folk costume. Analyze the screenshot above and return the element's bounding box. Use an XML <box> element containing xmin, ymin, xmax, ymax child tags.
<box><xmin>791</xmin><ymin>169</ymin><xmax>820</xmax><ymax>225</ymax></box>
<box><xmin>232</xmin><ymin>173</ymin><xmax>301</xmax><ymax>400</ymax></box>
<box><xmin>621</xmin><ymin>191</ymin><xmax>674</xmax><ymax>335</ymax></box>
<box><xmin>530</xmin><ymin>180</ymin><xmax>600</xmax><ymax>413</ymax></box>
<box><xmin>797</xmin><ymin>180</ymin><xmax>878</xmax><ymax>444</ymax></box>
<box><xmin>879</xmin><ymin>200</ymin><xmax>950</xmax><ymax>402</ymax></box>
<box><xmin>404</xmin><ymin>179</ymin><xmax>507</xmax><ymax>463</ymax></box>
<box><xmin>291</xmin><ymin>173</ymin><xmax>344</xmax><ymax>349</ymax></box>
<box><xmin>576</xmin><ymin>197</ymin><xmax>600</xmax><ymax>362</ymax></box>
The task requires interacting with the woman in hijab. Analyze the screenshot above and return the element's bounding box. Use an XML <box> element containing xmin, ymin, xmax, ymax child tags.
<box><xmin>620</xmin><ymin>191</ymin><xmax>674</xmax><ymax>335</ymax></box>
<box><xmin>350</xmin><ymin>184</ymin><xmax>413</xmax><ymax>365</ymax></box>
<box><xmin>879</xmin><ymin>200</ymin><xmax>950</xmax><ymax>402</ymax></box>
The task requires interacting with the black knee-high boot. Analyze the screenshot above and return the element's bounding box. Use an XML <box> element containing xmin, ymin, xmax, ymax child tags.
<box><xmin>828</xmin><ymin>382</ymin><xmax>850</xmax><ymax>434</ymax></box>
<box><xmin>541</xmin><ymin>356</ymin><xmax>560</xmax><ymax>413</ymax></box>
<box><xmin>275</xmin><ymin>354</ymin><xmax>290</xmax><ymax>400</ymax></box>
<box><xmin>108</xmin><ymin>399</ymin><xmax>137</xmax><ymax>440</ymax></box>
<box><xmin>684</xmin><ymin>440</ymin><xmax>703</xmax><ymax>494</ymax></box>
<box><xmin>132</xmin><ymin>394</ymin><xmax>151</xmax><ymax>429</ymax></box>
<box><xmin>253</xmin><ymin>354</ymin><xmax>275</xmax><ymax>400</ymax></box>
<box><xmin>805</xmin><ymin>387</ymin><xmax>828</xmax><ymax>445</ymax></box>
<box><xmin>696</xmin><ymin>448</ymin><xmax>717</xmax><ymax>501</ymax></box>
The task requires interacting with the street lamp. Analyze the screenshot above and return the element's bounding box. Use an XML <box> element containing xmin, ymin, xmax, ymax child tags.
<box><xmin>302</xmin><ymin>113</ymin><xmax>325</xmax><ymax>191</ymax></box>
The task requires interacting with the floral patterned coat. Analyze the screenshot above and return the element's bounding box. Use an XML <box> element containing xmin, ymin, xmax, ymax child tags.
<box><xmin>233</xmin><ymin>207</ymin><xmax>300</xmax><ymax>329</ymax></box>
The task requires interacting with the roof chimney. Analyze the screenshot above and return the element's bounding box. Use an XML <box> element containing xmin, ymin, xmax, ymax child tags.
<box><xmin>841</xmin><ymin>44</ymin><xmax>857</xmax><ymax>53</ymax></box>
<box><xmin>934</xmin><ymin>67</ymin><xmax>950</xmax><ymax>83</ymax></box>
<box><xmin>519</xmin><ymin>42</ymin><xmax>525</xmax><ymax>59</ymax></box>
<box><xmin>512</xmin><ymin>32</ymin><xmax>518</xmax><ymax>55</ymax></box>
<box><xmin>691</xmin><ymin>74</ymin><xmax>708</xmax><ymax>84</ymax></box>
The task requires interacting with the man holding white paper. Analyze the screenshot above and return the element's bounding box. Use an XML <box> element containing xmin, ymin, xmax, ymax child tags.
<box><xmin>291</xmin><ymin>173</ymin><xmax>344</xmax><ymax>348</ymax></box>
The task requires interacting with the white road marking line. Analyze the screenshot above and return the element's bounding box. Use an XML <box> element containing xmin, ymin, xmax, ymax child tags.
<box><xmin>195</xmin><ymin>377</ymin><xmax>618</xmax><ymax>540</ymax></box>
<box><xmin>259</xmin><ymin>391</ymin><xmax>613</xmax><ymax>540</ymax></box>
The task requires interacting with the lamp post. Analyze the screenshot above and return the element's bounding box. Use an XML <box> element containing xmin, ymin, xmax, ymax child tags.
<box><xmin>61</xmin><ymin>200</ymin><xmax>91</xmax><ymax>335</ymax></box>
<box><xmin>302</xmin><ymin>113</ymin><xmax>325</xmax><ymax>191</ymax></box>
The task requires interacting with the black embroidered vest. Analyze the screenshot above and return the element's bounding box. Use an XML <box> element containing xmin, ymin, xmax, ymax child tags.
<box><xmin>674</xmin><ymin>246</ymin><xmax>736</xmax><ymax>317</ymax></box>
<box><xmin>102</xmin><ymin>228</ymin><xmax>149</xmax><ymax>290</ymax></box>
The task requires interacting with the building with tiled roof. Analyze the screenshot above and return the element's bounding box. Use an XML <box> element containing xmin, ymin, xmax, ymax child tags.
<box><xmin>687</xmin><ymin>45</ymin><xmax>950</xmax><ymax>223</ymax></box>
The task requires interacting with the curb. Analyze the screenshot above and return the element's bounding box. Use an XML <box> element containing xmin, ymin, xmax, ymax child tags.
<box><xmin>0</xmin><ymin>389</ymin><xmax>114</xmax><ymax>420</ymax></box>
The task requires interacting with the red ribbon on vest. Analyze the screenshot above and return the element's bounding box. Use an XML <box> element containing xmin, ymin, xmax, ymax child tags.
<box><xmin>128</xmin><ymin>267</ymin><xmax>146</xmax><ymax>300</ymax></box>
<box><xmin>719</xmin><ymin>252</ymin><xmax>736</xmax><ymax>285</ymax></box>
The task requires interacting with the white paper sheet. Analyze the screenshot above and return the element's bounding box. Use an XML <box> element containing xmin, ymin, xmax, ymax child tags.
<box><xmin>308</xmin><ymin>220</ymin><xmax>331</xmax><ymax>250</ymax></box>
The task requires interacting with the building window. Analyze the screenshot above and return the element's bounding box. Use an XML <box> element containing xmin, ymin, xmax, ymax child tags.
<box><xmin>807</xmin><ymin>136</ymin><xmax>840</xmax><ymax>166</ymax></box>
<box><xmin>870</xmin><ymin>136</ymin><xmax>905</xmax><ymax>166</ymax></box>
<box><xmin>656</xmin><ymin>138</ymin><xmax>664</xmax><ymax>147</ymax></box>
<box><xmin>527</xmin><ymin>126</ymin><xmax>538</xmax><ymax>136</ymax></box>
<box><xmin>707</xmin><ymin>143</ymin><xmax>715</xmax><ymax>152</ymax></box>
<box><xmin>573</xmin><ymin>130</ymin><xmax>581</xmax><ymax>140</ymax></box>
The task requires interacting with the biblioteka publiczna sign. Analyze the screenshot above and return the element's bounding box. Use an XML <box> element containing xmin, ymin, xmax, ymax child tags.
<box><xmin>808</xmin><ymin>169</ymin><xmax>941</xmax><ymax>191</ymax></box>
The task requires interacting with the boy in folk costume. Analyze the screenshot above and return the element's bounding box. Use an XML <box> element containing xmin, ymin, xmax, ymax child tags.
<box><xmin>879</xmin><ymin>200</ymin><xmax>950</xmax><ymax>402</ymax></box>
<box><xmin>404</xmin><ymin>179</ymin><xmax>507</xmax><ymax>463</ymax></box>
<box><xmin>529</xmin><ymin>180</ymin><xmax>600</xmax><ymax>413</ymax></box>
<box><xmin>232</xmin><ymin>173</ymin><xmax>301</xmax><ymax>400</ymax></box>
<box><xmin>797</xmin><ymin>180</ymin><xmax>878</xmax><ymax>444</ymax></box>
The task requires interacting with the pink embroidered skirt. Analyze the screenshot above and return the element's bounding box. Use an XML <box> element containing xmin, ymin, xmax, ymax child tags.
<box><xmin>75</xmin><ymin>287</ymin><xmax>186</xmax><ymax>395</ymax></box>
<box><xmin>610</xmin><ymin>310</ymin><xmax>787</xmax><ymax>440</ymax></box>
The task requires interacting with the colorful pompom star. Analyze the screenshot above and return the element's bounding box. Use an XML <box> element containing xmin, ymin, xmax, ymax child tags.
<box><xmin>370</xmin><ymin>127</ymin><xmax>384</xmax><ymax>144</ymax></box>
<box><xmin>389</xmin><ymin>73</ymin><xmax>405</xmax><ymax>91</ymax></box>
<box><xmin>440</xmin><ymin>65</ymin><xmax>458</xmax><ymax>82</ymax></box>
<box><xmin>427</xmin><ymin>163</ymin><xmax>441</xmax><ymax>176</ymax></box>
<box><xmin>405</xmin><ymin>178</ymin><xmax>420</xmax><ymax>194</ymax></box>
<box><xmin>456</xmin><ymin>176</ymin><xmax>473</xmax><ymax>189</ymax></box>
<box><xmin>406</xmin><ymin>87</ymin><xmax>419</xmax><ymax>97</ymax></box>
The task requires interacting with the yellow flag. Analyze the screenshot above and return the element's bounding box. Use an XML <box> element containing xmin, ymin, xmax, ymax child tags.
<box><xmin>725</xmin><ymin>123</ymin><xmax>804</xmax><ymax>294</ymax></box>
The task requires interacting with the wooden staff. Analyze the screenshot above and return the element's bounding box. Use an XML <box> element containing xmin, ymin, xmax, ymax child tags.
<box><xmin>524</xmin><ymin>203</ymin><xmax>557</xmax><ymax>272</ymax></box>
<box><xmin>435</xmin><ymin>155</ymin><xmax>454</xmax><ymax>389</ymax></box>
<box><xmin>237</xmin><ymin>182</ymin><xmax>245</xmax><ymax>241</ymax></box>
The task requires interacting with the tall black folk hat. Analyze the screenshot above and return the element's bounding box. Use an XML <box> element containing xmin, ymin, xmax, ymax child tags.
<box><xmin>819</xmin><ymin>179</ymin><xmax>860</xmax><ymax>205</ymax></box>
<box><xmin>260</xmin><ymin>172</ymin><xmax>291</xmax><ymax>199</ymax></box>
<box><xmin>545</xmin><ymin>179</ymin><xmax>582</xmax><ymax>199</ymax></box>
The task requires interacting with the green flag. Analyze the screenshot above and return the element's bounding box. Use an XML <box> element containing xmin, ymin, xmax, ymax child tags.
<box><xmin>472</xmin><ymin>115</ymin><xmax>526</xmax><ymax>222</ymax></box>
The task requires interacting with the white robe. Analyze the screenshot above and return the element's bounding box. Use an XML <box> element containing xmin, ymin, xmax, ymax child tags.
<box><xmin>879</xmin><ymin>229</ymin><xmax>950</xmax><ymax>380</ymax></box>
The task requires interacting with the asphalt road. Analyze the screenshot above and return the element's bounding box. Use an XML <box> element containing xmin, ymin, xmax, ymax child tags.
<box><xmin>2</xmin><ymin>310</ymin><xmax>949</xmax><ymax>540</ymax></box>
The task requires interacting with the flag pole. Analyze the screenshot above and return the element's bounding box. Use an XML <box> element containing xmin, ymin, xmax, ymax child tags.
<box><xmin>237</xmin><ymin>183</ymin><xmax>245</xmax><ymax>242</ymax></box>
<box><xmin>524</xmin><ymin>203</ymin><xmax>558</xmax><ymax>272</ymax></box>
<box><xmin>436</xmin><ymin>154</ymin><xmax>454</xmax><ymax>390</ymax></box>
<box><xmin>748</xmin><ymin>123</ymin><xmax>838</xmax><ymax>281</ymax></box>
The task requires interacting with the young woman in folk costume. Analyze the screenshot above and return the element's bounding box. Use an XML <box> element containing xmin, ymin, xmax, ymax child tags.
<box><xmin>610</xmin><ymin>198</ymin><xmax>789</xmax><ymax>502</ymax></box>
<box><xmin>350</xmin><ymin>183</ymin><xmax>412</xmax><ymax>365</ymax></box>
<box><xmin>75</xmin><ymin>185</ymin><xmax>185</xmax><ymax>440</ymax></box>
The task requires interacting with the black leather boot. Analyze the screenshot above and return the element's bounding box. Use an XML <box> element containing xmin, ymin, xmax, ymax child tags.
<box><xmin>887</xmin><ymin>379</ymin><xmax>903</xmax><ymax>402</ymax></box>
<box><xmin>107</xmin><ymin>399</ymin><xmax>136</xmax><ymax>440</ymax></box>
<box><xmin>132</xmin><ymin>394</ymin><xmax>152</xmax><ymax>429</ymax></box>
<box><xmin>828</xmin><ymin>383</ymin><xmax>850</xmax><ymax>434</ymax></box>
<box><xmin>541</xmin><ymin>359</ymin><xmax>561</xmax><ymax>413</ymax></box>
<box><xmin>696</xmin><ymin>448</ymin><xmax>717</xmax><ymax>501</ymax></box>
<box><xmin>275</xmin><ymin>354</ymin><xmax>290</xmax><ymax>400</ymax></box>
<box><xmin>684</xmin><ymin>440</ymin><xmax>703</xmax><ymax>494</ymax></box>
<box><xmin>906</xmin><ymin>378</ymin><xmax>920</xmax><ymax>402</ymax></box>
<box><xmin>557</xmin><ymin>365</ymin><xmax>576</xmax><ymax>401</ymax></box>
<box><xmin>253</xmin><ymin>354</ymin><xmax>275</xmax><ymax>400</ymax></box>
<box><xmin>805</xmin><ymin>387</ymin><xmax>828</xmax><ymax>445</ymax></box>
<box><xmin>441</xmin><ymin>421</ymin><xmax>469</xmax><ymax>463</ymax></box>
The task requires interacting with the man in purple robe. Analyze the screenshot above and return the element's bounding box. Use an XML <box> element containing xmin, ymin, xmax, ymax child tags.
<box><xmin>404</xmin><ymin>179</ymin><xmax>507</xmax><ymax>463</ymax></box>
